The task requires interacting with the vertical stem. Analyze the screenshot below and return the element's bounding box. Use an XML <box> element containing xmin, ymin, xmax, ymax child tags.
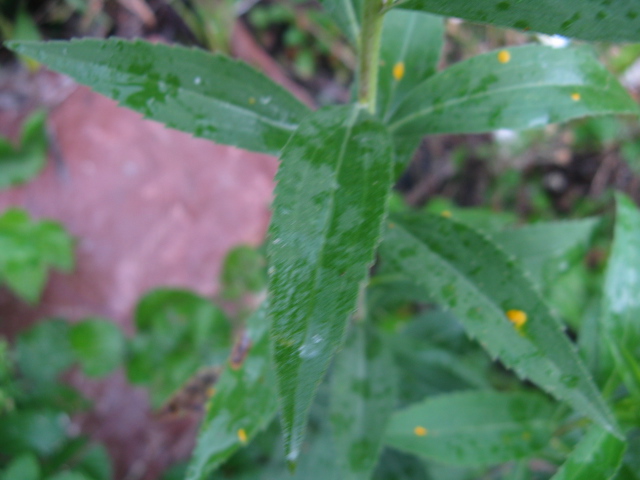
<box><xmin>357</xmin><ymin>0</ymin><xmax>384</xmax><ymax>114</ymax></box>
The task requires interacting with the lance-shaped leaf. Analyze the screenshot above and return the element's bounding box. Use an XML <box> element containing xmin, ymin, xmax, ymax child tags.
<box><xmin>320</xmin><ymin>0</ymin><xmax>363</xmax><ymax>46</ymax></box>
<box><xmin>268</xmin><ymin>105</ymin><xmax>394</xmax><ymax>464</ymax></box>
<box><xmin>387</xmin><ymin>45</ymin><xmax>639</xmax><ymax>152</ymax></box>
<box><xmin>330</xmin><ymin>324</ymin><xmax>397</xmax><ymax>479</ymax></box>
<box><xmin>601</xmin><ymin>193</ymin><xmax>640</xmax><ymax>396</ymax></box>
<box><xmin>186</xmin><ymin>305</ymin><xmax>278</xmax><ymax>480</ymax></box>
<box><xmin>550</xmin><ymin>425</ymin><xmax>626</xmax><ymax>480</ymax></box>
<box><xmin>8</xmin><ymin>38</ymin><xmax>310</xmax><ymax>155</ymax></box>
<box><xmin>380</xmin><ymin>214</ymin><xmax>620</xmax><ymax>437</ymax></box>
<box><xmin>491</xmin><ymin>218</ymin><xmax>599</xmax><ymax>288</ymax></box>
<box><xmin>378</xmin><ymin>10</ymin><xmax>444</xmax><ymax>122</ymax></box>
<box><xmin>394</xmin><ymin>0</ymin><xmax>640</xmax><ymax>43</ymax></box>
<box><xmin>385</xmin><ymin>391</ymin><xmax>556</xmax><ymax>466</ymax></box>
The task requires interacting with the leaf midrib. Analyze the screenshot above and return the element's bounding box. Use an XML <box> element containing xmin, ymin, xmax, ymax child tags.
<box><xmin>388</xmin><ymin>81</ymin><xmax>620</xmax><ymax>132</ymax></box>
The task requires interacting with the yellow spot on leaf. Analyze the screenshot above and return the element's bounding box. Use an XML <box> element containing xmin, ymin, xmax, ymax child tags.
<box><xmin>506</xmin><ymin>309</ymin><xmax>527</xmax><ymax>329</ymax></box>
<box><xmin>497</xmin><ymin>50</ymin><xmax>511</xmax><ymax>64</ymax></box>
<box><xmin>571</xmin><ymin>92</ymin><xmax>581</xmax><ymax>101</ymax></box>
<box><xmin>393</xmin><ymin>61</ymin><xmax>405</xmax><ymax>81</ymax></box>
<box><xmin>248</xmin><ymin>97</ymin><xmax>256</xmax><ymax>105</ymax></box>
<box><xmin>414</xmin><ymin>426</ymin><xmax>428</xmax><ymax>436</ymax></box>
<box><xmin>441</xmin><ymin>210</ymin><xmax>452</xmax><ymax>218</ymax></box>
<box><xmin>237</xmin><ymin>428</ymin><xmax>248</xmax><ymax>443</ymax></box>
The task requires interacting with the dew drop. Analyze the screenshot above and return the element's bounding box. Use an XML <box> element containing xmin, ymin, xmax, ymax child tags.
<box><xmin>194</xmin><ymin>76</ymin><xmax>202</xmax><ymax>85</ymax></box>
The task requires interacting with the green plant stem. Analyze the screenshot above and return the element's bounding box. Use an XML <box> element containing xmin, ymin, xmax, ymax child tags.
<box><xmin>357</xmin><ymin>0</ymin><xmax>384</xmax><ymax>114</ymax></box>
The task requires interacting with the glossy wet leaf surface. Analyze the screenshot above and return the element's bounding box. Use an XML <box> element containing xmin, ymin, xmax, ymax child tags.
<box><xmin>550</xmin><ymin>425</ymin><xmax>626</xmax><ymax>480</ymax></box>
<box><xmin>126</xmin><ymin>288</ymin><xmax>231</xmax><ymax>408</ymax></box>
<box><xmin>0</xmin><ymin>110</ymin><xmax>47</xmax><ymax>189</ymax></box>
<box><xmin>8</xmin><ymin>39</ymin><xmax>311</xmax><ymax>155</ymax></box>
<box><xmin>395</xmin><ymin>0</ymin><xmax>640</xmax><ymax>42</ymax></box>
<box><xmin>492</xmin><ymin>218</ymin><xmax>598</xmax><ymax>288</ymax></box>
<box><xmin>330</xmin><ymin>324</ymin><xmax>397</xmax><ymax>479</ymax></box>
<box><xmin>385</xmin><ymin>391</ymin><xmax>555</xmax><ymax>465</ymax></box>
<box><xmin>387</xmin><ymin>45</ymin><xmax>639</xmax><ymax>148</ymax></box>
<box><xmin>268</xmin><ymin>105</ymin><xmax>394</xmax><ymax>463</ymax></box>
<box><xmin>186</xmin><ymin>305</ymin><xmax>278</xmax><ymax>480</ymax></box>
<box><xmin>380</xmin><ymin>214</ymin><xmax>619</xmax><ymax>437</ymax></box>
<box><xmin>602</xmin><ymin>194</ymin><xmax>640</xmax><ymax>396</ymax></box>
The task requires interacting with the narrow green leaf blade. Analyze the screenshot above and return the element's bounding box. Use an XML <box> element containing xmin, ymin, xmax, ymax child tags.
<box><xmin>186</xmin><ymin>305</ymin><xmax>278</xmax><ymax>480</ymax></box>
<box><xmin>268</xmin><ymin>105</ymin><xmax>394</xmax><ymax>463</ymax></box>
<box><xmin>395</xmin><ymin>0</ymin><xmax>640</xmax><ymax>42</ymax></box>
<box><xmin>550</xmin><ymin>425</ymin><xmax>626</xmax><ymax>480</ymax></box>
<box><xmin>491</xmin><ymin>218</ymin><xmax>598</xmax><ymax>287</ymax></box>
<box><xmin>320</xmin><ymin>0</ymin><xmax>363</xmax><ymax>46</ymax></box>
<box><xmin>388</xmin><ymin>45</ymin><xmax>639</xmax><ymax>145</ymax></box>
<box><xmin>385</xmin><ymin>391</ymin><xmax>556</xmax><ymax>466</ymax></box>
<box><xmin>602</xmin><ymin>193</ymin><xmax>640</xmax><ymax>396</ymax></box>
<box><xmin>330</xmin><ymin>324</ymin><xmax>397</xmax><ymax>479</ymax></box>
<box><xmin>8</xmin><ymin>39</ymin><xmax>311</xmax><ymax>155</ymax></box>
<box><xmin>378</xmin><ymin>10</ymin><xmax>444</xmax><ymax>121</ymax></box>
<box><xmin>380</xmin><ymin>214</ymin><xmax>620</xmax><ymax>437</ymax></box>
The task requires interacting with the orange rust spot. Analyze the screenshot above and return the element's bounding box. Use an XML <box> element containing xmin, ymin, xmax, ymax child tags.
<box><xmin>414</xmin><ymin>426</ymin><xmax>428</xmax><ymax>436</ymax></box>
<box><xmin>571</xmin><ymin>92</ymin><xmax>581</xmax><ymax>101</ymax></box>
<box><xmin>248</xmin><ymin>97</ymin><xmax>256</xmax><ymax>105</ymax></box>
<box><xmin>393</xmin><ymin>61</ymin><xmax>405</xmax><ymax>81</ymax></box>
<box><xmin>237</xmin><ymin>428</ymin><xmax>248</xmax><ymax>443</ymax></box>
<box><xmin>506</xmin><ymin>309</ymin><xmax>527</xmax><ymax>329</ymax></box>
<box><xmin>497</xmin><ymin>50</ymin><xmax>511</xmax><ymax>64</ymax></box>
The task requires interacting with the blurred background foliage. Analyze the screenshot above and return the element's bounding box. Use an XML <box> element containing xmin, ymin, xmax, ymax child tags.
<box><xmin>1</xmin><ymin>0</ymin><xmax>640</xmax><ymax>479</ymax></box>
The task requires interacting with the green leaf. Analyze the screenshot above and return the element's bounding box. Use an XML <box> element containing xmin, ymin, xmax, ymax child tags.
<box><xmin>16</xmin><ymin>319</ymin><xmax>75</xmax><ymax>385</ymax></box>
<box><xmin>219</xmin><ymin>245</ymin><xmax>266</xmax><ymax>300</ymax></box>
<box><xmin>387</xmin><ymin>45</ymin><xmax>639</xmax><ymax>151</ymax></box>
<box><xmin>380</xmin><ymin>214</ymin><xmax>620</xmax><ymax>437</ymax></box>
<box><xmin>601</xmin><ymin>193</ymin><xmax>640</xmax><ymax>396</ymax></box>
<box><xmin>378</xmin><ymin>10</ymin><xmax>444</xmax><ymax>121</ymax></box>
<box><xmin>74</xmin><ymin>444</ymin><xmax>112</xmax><ymax>480</ymax></box>
<box><xmin>7</xmin><ymin>39</ymin><xmax>310</xmax><ymax>155</ymax></box>
<box><xmin>0</xmin><ymin>454</ymin><xmax>40</xmax><ymax>480</ymax></box>
<box><xmin>0</xmin><ymin>409</ymin><xmax>68</xmax><ymax>457</ymax></box>
<box><xmin>0</xmin><ymin>110</ymin><xmax>47</xmax><ymax>189</ymax></box>
<box><xmin>394</xmin><ymin>0</ymin><xmax>640</xmax><ymax>42</ymax></box>
<box><xmin>45</xmin><ymin>472</ymin><xmax>94</xmax><ymax>480</ymax></box>
<box><xmin>126</xmin><ymin>288</ymin><xmax>232</xmax><ymax>408</ymax></box>
<box><xmin>550</xmin><ymin>425</ymin><xmax>626</xmax><ymax>480</ymax></box>
<box><xmin>0</xmin><ymin>209</ymin><xmax>74</xmax><ymax>303</ymax></box>
<box><xmin>267</xmin><ymin>105</ymin><xmax>394</xmax><ymax>463</ymax></box>
<box><xmin>320</xmin><ymin>0</ymin><xmax>363</xmax><ymax>46</ymax></box>
<box><xmin>491</xmin><ymin>218</ymin><xmax>598</xmax><ymax>288</ymax></box>
<box><xmin>377</xmin><ymin>9</ymin><xmax>444</xmax><ymax>174</ymax></box>
<box><xmin>330</xmin><ymin>324</ymin><xmax>397</xmax><ymax>479</ymax></box>
<box><xmin>186</xmin><ymin>305</ymin><xmax>278</xmax><ymax>480</ymax></box>
<box><xmin>385</xmin><ymin>390</ymin><xmax>556</xmax><ymax>466</ymax></box>
<box><xmin>69</xmin><ymin>318</ymin><xmax>125</xmax><ymax>377</ymax></box>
